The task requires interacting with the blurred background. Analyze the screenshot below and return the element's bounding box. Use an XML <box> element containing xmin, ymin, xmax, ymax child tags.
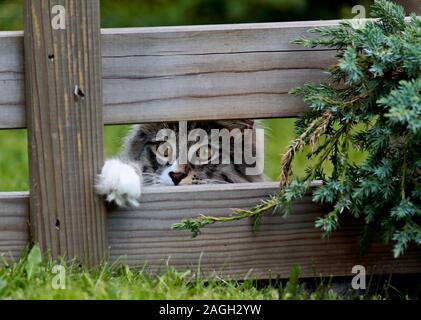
<box><xmin>0</xmin><ymin>0</ymin><xmax>419</xmax><ymax>190</ymax></box>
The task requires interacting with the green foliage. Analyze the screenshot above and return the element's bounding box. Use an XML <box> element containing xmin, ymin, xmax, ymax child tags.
<box><xmin>280</xmin><ymin>265</ymin><xmax>301</xmax><ymax>300</ymax></box>
<box><xmin>99</xmin><ymin>0</ymin><xmax>374</xmax><ymax>28</ymax></box>
<box><xmin>175</xmin><ymin>0</ymin><xmax>421</xmax><ymax>258</ymax></box>
<box><xmin>1</xmin><ymin>245</ymin><xmax>282</xmax><ymax>299</ymax></box>
<box><xmin>0</xmin><ymin>129</ymin><xmax>28</xmax><ymax>191</ymax></box>
<box><xmin>24</xmin><ymin>245</ymin><xmax>42</xmax><ymax>280</ymax></box>
<box><xmin>0</xmin><ymin>0</ymin><xmax>22</xmax><ymax>30</ymax></box>
<box><xmin>0</xmin><ymin>0</ymin><xmax>374</xmax><ymax>32</ymax></box>
<box><xmin>0</xmin><ymin>245</ymin><xmax>374</xmax><ymax>300</ymax></box>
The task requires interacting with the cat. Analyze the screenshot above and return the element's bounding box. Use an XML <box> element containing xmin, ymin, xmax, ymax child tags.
<box><xmin>96</xmin><ymin>120</ymin><xmax>265</xmax><ymax>207</ymax></box>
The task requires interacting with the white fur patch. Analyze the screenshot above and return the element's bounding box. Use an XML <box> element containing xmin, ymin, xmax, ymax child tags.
<box><xmin>96</xmin><ymin>159</ymin><xmax>142</xmax><ymax>207</ymax></box>
<box><xmin>159</xmin><ymin>162</ymin><xmax>178</xmax><ymax>186</ymax></box>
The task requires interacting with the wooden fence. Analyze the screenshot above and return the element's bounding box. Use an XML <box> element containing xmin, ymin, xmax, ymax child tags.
<box><xmin>0</xmin><ymin>0</ymin><xmax>420</xmax><ymax>278</ymax></box>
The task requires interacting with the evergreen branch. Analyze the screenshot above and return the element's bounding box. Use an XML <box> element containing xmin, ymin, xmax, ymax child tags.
<box><xmin>171</xmin><ymin>195</ymin><xmax>282</xmax><ymax>237</ymax></box>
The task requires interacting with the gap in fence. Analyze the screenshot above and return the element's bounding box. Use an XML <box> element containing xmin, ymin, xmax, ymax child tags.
<box><xmin>0</xmin><ymin>119</ymin><xmax>370</xmax><ymax>193</ymax></box>
<box><xmin>103</xmin><ymin>119</ymin><xmax>301</xmax><ymax>184</ymax></box>
<box><xmin>0</xmin><ymin>119</ymin><xmax>304</xmax><ymax>193</ymax></box>
<box><xmin>0</xmin><ymin>129</ymin><xmax>28</xmax><ymax>192</ymax></box>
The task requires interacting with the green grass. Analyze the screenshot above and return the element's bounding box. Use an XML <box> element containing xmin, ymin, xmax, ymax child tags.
<box><xmin>0</xmin><ymin>251</ymin><xmax>280</xmax><ymax>299</ymax></box>
<box><xmin>0</xmin><ymin>245</ymin><xmax>403</xmax><ymax>300</ymax></box>
<box><xmin>0</xmin><ymin>129</ymin><xmax>28</xmax><ymax>191</ymax></box>
<box><xmin>0</xmin><ymin>125</ymin><xmax>133</xmax><ymax>192</ymax></box>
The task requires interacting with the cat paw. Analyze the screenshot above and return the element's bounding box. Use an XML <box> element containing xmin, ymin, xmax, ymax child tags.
<box><xmin>96</xmin><ymin>159</ymin><xmax>142</xmax><ymax>208</ymax></box>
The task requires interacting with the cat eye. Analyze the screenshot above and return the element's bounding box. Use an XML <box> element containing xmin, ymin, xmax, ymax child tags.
<box><xmin>151</xmin><ymin>141</ymin><xmax>173</xmax><ymax>159</ymax></box>
<box><xmin>196</xmin><ymin>145</ymin><xmax>215</xmax><ymax>162</ymax></box>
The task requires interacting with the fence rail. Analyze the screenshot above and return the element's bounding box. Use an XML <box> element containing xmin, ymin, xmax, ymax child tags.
<box><xmin>0</xmin><ymin>2</ymin><xmax>420</xmax><ymax>277</ymax></box>
<box><xmin>2</xmin><ymin>184</ymin><xmax>421</xmax><ymax>278</ymax></box>
<box><xmin>0</xmin><ymin>21</ymin><xmax>339</xmax><ymax>129</ymax></box>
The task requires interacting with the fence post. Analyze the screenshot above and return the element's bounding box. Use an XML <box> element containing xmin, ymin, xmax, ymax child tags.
<box><xmin>23</xmin><ymin>0</ymin><xmax>106</xmax><ymax>265</ymax></box>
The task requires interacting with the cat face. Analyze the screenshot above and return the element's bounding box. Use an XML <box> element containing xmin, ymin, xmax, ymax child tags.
<box><xmin>122</xmin><ymin>120</ymin><xmax>264</xmax><ymax>186</ymax></box>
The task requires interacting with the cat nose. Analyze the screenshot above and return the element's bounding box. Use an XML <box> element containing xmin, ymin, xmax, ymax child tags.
<box><xmin>169</xmin><ymin>171</ymin><xmax>187</xmax><ymax>186</ymax></box>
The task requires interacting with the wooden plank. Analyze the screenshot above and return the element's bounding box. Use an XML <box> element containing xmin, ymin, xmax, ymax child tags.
<box><xmin>100</xmin><ymin>20</ymin><xmax>337</xmax><ymax>124</ymax></box>
<box><xmin>0</xmin><ymin>21</ymin><xmax>339</xmax><ymax>128</ymax></box>
<box><xmin>107</xmin><ymin>182</ymin><xmax>421</xmax><ymax>279</ymax></box>
<box><xmin>0</xmin><ymin>31</ymin><xmax>24</xmax><ymax>129</ymax></box>
<box><xmin>0</xmin><ymin>192</ymin><xmax>29</xmax><ymax>262</ymax></box>
<box><xmin>395</xmin><ymin>0</ymin><xmax>421</xmax><ymax>15</ymax></box>
<box><xmin>101</xmin><ymin>50</ymin><xmax>334</xmax><ymax>124</ymax></box>
<box><xmin>23</xmin><ymin>0</ymin><xmax>107</xmax><ymax>265</ymax></box>
<box><xmin>1</xmin><ymin>184</ymin><xmax>421</xmax><ymax>277</ymax></box>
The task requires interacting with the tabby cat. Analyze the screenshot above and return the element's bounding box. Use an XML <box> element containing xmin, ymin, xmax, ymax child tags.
<box><xmin>96</xmin><ymin>120</ymin><xmax>265</xmax><ymax>207</ymax></box>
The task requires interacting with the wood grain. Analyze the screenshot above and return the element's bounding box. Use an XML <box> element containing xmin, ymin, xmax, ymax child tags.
<box><xmin>0</xmin><ymin>31</ymin><xmax>24</xmax><ymax>129</ymax></box>
<box><xmin>1</xmin><ymin>184</ymin><xmax>420</xmax><ymax>277</ymax></box>
<box><xmin>0</xmin><ymin>21</ymin><xmax>339</xmax><ymax>128</ymax></box>
<box><xmin>23</xmin><ymin>0</ymin><xmax>106</xmax><ymax>265</ymax></box>
<box><xmin>100</xmin><ymin>21</ymin><xmax>336</xmax><ymax>124</ymax></box>
<box><xmin>0</xmin><ymin>192</ymin><xmax>28</xmax><ymax>262</ymax></box>
<box><xmin>395</xmin><ymin>0</ymin><xmax>421</xmax><ymax>15</ymax></box>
